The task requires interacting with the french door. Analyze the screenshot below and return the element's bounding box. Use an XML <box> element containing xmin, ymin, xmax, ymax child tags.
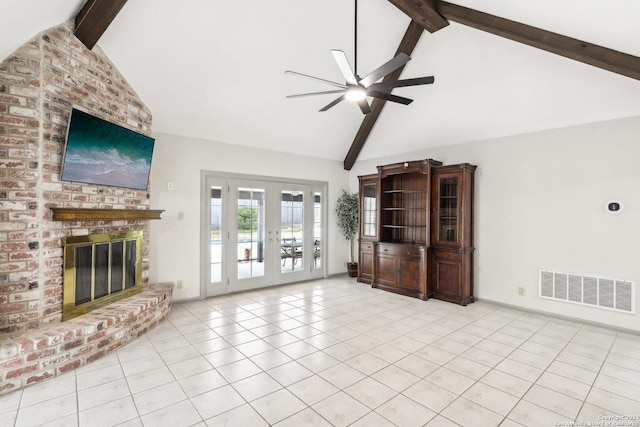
<box><xmin>202</xmin><ymin>173</ymin><xmax>325</xmax><ymax>297</ymax></box>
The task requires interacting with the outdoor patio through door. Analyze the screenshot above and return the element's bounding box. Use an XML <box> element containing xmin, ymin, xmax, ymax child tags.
<box><xmin>202</xmin><ymin>173</ymin><xmax>326</xmax><ymax>297</ymax></box>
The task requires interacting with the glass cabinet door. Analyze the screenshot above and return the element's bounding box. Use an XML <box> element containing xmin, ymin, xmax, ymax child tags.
<box><xmin>438</xmin><ymin>176</ymin><xmax>459</xmax><ymax>243</ymax></box>
<box><xmin>362</xmin><ymin>183</ymin><xmax>377</xmax><ymax>237</ymax></box>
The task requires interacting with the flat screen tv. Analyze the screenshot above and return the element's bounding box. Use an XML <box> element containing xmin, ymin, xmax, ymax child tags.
<box><xmin>61</xmin><ymin>108</ymin><xmax>155</xmax><ymax>191</ymax></box>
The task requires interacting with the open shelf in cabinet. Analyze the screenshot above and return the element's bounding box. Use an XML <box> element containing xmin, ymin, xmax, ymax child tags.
<box><xmin>380</xmin><ymin>171</ymin><xmax>429</xmax><ymax>244</ymax></box>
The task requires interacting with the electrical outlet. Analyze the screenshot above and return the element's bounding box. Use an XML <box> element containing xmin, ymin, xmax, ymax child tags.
<box><xmin>518</xmin><ymin>286</ymin><xmax>525</xmax><ymax>296</ymax></box>
<box><xmin>177</xmin><ymin>280</ymin><xmax>183</xmax><ymax>289</ymax></box>
<box><xmin>177</xmin><ymin>211</ymin><xmax>184</xmax><ymax>220</ymax></box>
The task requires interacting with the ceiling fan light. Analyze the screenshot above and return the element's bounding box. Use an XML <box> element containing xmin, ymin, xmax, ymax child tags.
<box><xmin>345</xmin><ymin>87</ymin><xmax>366</xmax><ymax>102</ymax></box>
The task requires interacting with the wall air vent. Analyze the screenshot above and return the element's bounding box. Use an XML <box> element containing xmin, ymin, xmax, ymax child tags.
<box><xmin>539</xmin><ymin>270</ymin><xmax>635</xmax><ymax>314</ymax></box>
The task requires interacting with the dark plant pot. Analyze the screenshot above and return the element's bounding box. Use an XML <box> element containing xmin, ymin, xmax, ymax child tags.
<box><xmin>347</xmin><ymin>262</ymin><xmax>358</xmax><ymax>278</ymax></box>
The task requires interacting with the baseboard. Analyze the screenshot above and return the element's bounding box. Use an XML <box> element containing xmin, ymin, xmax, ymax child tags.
<box><xmin>476</xmin><ymin>297</ymin><xmax>640</xmax><ymax>337</ymax></box>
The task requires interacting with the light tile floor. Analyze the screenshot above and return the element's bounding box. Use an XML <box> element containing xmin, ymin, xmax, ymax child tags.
<box><xmin>2</xmin><ymin>277</ymin><xmax>640</xmax><ymax>426</ymax></box>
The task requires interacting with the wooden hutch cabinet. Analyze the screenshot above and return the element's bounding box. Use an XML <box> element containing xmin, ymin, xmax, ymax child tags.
<box><xmin>357</xmin><ymin>174</ymin><xmax>378</xmax><ymax>284</ymax></box>
<box><xmin>430</xmin><ymin>163</ymin><xmax>476</xmax><ymax>305</ymax></box>
<box><xmin>357</xmin><ymin>159</ymin><xmax>476</xmax><ymax>305</ymax></box>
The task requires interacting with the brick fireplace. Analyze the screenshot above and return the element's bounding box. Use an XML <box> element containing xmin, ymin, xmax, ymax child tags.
<box><xmin>0</xmin><ymin>20</ymin><xmax>175</xmax><ymax>396</ymax></box>
<box><xmin>0</xmin><ymin>21</ymin><xmax>155</xmax><ymax>332</ymax></box>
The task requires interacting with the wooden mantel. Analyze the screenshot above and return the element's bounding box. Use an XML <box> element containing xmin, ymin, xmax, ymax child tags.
<box><xmin>51</xmin><ymin>208</ymin><xmax>164</xmax><ymax>221</ymax></box>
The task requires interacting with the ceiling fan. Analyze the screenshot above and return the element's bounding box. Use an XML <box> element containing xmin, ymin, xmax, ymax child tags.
<box><xmin>285</xmin><ymin>0</ymin><xmax>434</xmax><ymax>114</ymax></box>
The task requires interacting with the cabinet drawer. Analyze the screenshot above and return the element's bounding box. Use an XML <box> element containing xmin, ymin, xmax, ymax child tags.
<box><xmin>360</xmin><ymin>242</ymin><xmax>374</xmax><ymax>251</ymax></box>
<box><xmin>434</xmin><ymin>249</ymin><xmax>462</xmax><ymax>262</ymax></box>
<box><xmin>399</xmin><ymin>247</ymin><xmax>423</xmax><ymax>258</ymax></box>
<box><xmin>377</xmin><ymin>243</ymin><xmax>425</xmax><ymax>258</ymax></box>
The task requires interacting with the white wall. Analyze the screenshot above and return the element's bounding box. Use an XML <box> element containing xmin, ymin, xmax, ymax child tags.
<box><xmin>148</xmin><ymin>133</ymin><xmax>350</xmax><ymax>301</ymax></box>
<box><xmin>149</xmin><ymin>117</ymin><xmax>640</xmax><ymax>331</ymax></box>
<box><xmin>349</xmin><ymin>116</ymin><xmax>640</xmax><ymax>331</ymax></box>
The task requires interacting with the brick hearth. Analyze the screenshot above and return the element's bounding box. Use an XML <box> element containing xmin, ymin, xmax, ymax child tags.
<box><xmin>0</xmin><ymin>282</ymin><xmax>173</xmax><ymax>395</ymax></box>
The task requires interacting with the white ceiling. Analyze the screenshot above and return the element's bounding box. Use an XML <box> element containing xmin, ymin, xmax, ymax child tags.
<box><xmin>5</xmin><ymin>0</ymin><xmax>640</xmax><ymax>164</ymax></box>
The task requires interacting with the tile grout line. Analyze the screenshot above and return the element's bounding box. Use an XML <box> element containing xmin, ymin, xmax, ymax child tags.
<box><xmin>570</xmin><ymin>329</ymin><xmax>618</xmax><ymax>423</ymax></box>
<box><xmin>418</xmin><ymin>303</ymin><xmax>532</xmax><ymax>425</ymax></box>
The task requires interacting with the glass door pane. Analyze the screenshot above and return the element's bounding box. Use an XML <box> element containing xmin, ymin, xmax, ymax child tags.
<box><xmin>273</xmin><ymin>183</ymin><xmax>312</xmax><ymax>284</ymax></box>
<box><xmin>280</xmin><ymin>190</ymin><xmax>304</xmax><ymax>272</ymax></box>
<box><xmin>124</xmin><ymin>240</ymin><xmax>136</xmax><ymax>288</ymax></box>
<box><xmin>362</xmin><ymin>184</ymin><xmax>377</xmax><ymax>237</ymax></box>
<box><xmin>313</xmin><ymin>192</ymin><xmax>322</xmax><ymax>270</ymax></box>
<box><xmin>237</xmin><ymin>187</ymin><xmax>266</xmax><ymax>279</ymax></box>
<box><xmin>111</xmin><ymin>242</ymin><xmax>123</xmax><ymax>293</ymax></box>
<box><xmin>205</xmin><ymin>177</ymin><xmax>227</xmax><ymax>297</ymax></box>
<box><xmin>210</xmin><ymin>186</ymin><xmax>223</xmax><ymax>284</ymax></box>
<box><xmin>94</xmin><ymin>243</ymin><xmax>109</xmax><ymax>299</ymax></box>
<box><xmin>75</xmin><ymin>246</ymin><xmax>92</xmax><ymax>305</ymax></box>
<box><xmin>439</xmin><ymin>177</ymin><xmax>458</xmax><ymax>242</ymax></box>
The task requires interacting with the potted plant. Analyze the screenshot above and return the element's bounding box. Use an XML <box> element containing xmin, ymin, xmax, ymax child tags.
<box><xmin>335</xmin><ymin>190</ymin><xmax>359</xmax><ymax>277</ymax></box>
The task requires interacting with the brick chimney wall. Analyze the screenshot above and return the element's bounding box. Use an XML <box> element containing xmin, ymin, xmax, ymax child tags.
<box><xmin>0</xmin><ymin>22</ymin><xmax>153</xmax><ymax>333</ymax></box>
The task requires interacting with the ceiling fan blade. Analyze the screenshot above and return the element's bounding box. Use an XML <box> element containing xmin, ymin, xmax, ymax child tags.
<box><xmin>319</xmin><ymin>95</ymin><xmax>346</xmax><ymax>112</ymax></box>
<box><xmin>360</xmin><ymin>53</ymin><xmax>411</xmax><ymax>87</ymax></box>
<box><xmin>368</xmin><ymin>76</ymin><xmax>434</xmax><ymax>91</ymax></box>
<box><xmin>287</xmin><ymin>90</ymin><xmax>346</xmax><ymax>98</ymax></box>
<box><xmin>368</xmin><ymin>90</ymin><xmax>413</xmax><ymax>105</ymax></box>
<box><xmin>330</xmin><ymin>50</ymin><xmax>358</xmax><ymax>85</ymax></box>
<box><xmin>285</xmin><ymin>71</ymin><xmax>347</xmax><ymax>89</ymax></box>
<box><xmin>357</xmin><ymin>99</ymin><xmax>371</xmax><ymax>114</ymax></box>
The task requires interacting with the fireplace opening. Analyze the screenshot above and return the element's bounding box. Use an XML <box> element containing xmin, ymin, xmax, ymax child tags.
<box><xmin>63</xmin><ymin>231</ymin><xmax>143</xmax><ymax>320</ymax></box>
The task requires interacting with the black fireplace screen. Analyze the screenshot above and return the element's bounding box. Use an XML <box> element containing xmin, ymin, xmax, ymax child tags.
<box><xmin>75</xmin><ymin>246</ymin><xmax>92</xmax><ymax>305</ymax></box>
<box><xmin>71</xmin><ymin>238</ymin><xmax>138</xmax><ymax>306</ymax></box>
<box><xmin>111</xmin><ymin>241</ymin><xmax>124</xmax><ymax>293</ymax></box>
<box><xmin>126</xmin><ymin>240</ymin><xmax>136</xmax><ymax>289</ymax></box>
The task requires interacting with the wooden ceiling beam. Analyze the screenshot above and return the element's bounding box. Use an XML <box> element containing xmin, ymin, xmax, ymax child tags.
<box><xmin>348</xmin><ymin>0</ymin><xmax>640</xmax><ymax>170</ymax></box>
<box><xmin>387</xmin><ymin>0</ymin><xmax>449</xmax><ymax>33</ymax></box>
<box><xmin>74</xmin><ymin>0</ymin><xmax>128</xmax><ymax>50</ymax></box>
<box><xmin>344</xmin><ymin>21</ymin><xmax>424</xmax><ymax>170</ymax></box>
<box><xmin>438</xmin><ymin>2</ymin><xmax>640</xmax><ymax>81</ymax></box>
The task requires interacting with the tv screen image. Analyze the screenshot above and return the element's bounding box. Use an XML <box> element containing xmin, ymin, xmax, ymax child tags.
<box><xmin>61</xmin><ymin>108</ymin><xmax>155</xmax><ymax>191</ymax></box>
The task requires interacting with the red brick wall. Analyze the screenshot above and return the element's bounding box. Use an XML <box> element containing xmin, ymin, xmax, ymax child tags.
<box><xmin>0</xmin><ymin>23</ymin><xmax>153</xmax><ymax>332</ymax></box>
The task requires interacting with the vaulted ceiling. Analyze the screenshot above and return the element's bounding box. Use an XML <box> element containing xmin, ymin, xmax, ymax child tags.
<box><xmin>5</xmin><ymin>0</ymin><xmax>640</xmax><ymax>168</ymax></box>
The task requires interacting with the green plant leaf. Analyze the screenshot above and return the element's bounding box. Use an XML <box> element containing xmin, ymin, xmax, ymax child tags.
<box><xmin>335</xmin><ymin>190</ymin><xmax>359</xmax><ymax>263</ymax></box>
